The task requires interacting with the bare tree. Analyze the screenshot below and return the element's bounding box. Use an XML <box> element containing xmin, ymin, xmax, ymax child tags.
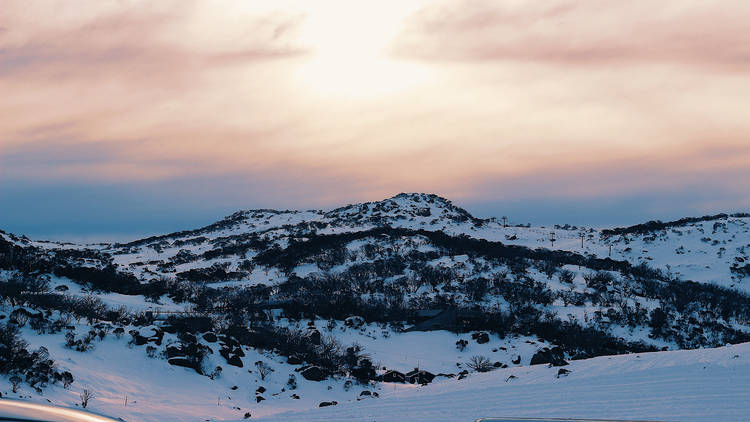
<box><xmin>467</xmin><ymin>355</ymin><xmax>493</xmax><ymax>373</ymax></box>
<box><xmin>255</xmin><ymin>361</ymin><xmax>273</xmax><ymax>381</ymax></box>
<box><xmin>80</xmin><ymin>388</ymin><xmax>94</xmax><ymax>408</ymax></box>
<box><xmin>9</xmin><ymin>374</ymin><xmax>22</xmax><ymax>393</ymax></box>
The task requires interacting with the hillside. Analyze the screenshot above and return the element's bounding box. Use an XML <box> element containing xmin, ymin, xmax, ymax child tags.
<box><xmin>1</xmin><ymin>193</ymin><xmax>750</xmax><ymax>421</ymax></box>
<box><xmin>259</xmin><ymin>341</ymin><xmax>750</xmax><ymax>422</ymax></box>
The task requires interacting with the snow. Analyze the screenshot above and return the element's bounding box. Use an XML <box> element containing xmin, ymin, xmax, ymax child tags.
<box><xmin>257</xmin><ymin>342</ymin><xmax>750</xmax><ymax>422</ymax></box>
<box><xmin>3</xmin><ymin>194</ymin><xmax>750</xmax><ymax>421</ymax></box>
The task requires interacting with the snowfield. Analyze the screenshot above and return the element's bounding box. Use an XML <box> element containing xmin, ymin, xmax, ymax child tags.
<box><xmin>2</xmin><ymin>336</ymin><xmax>748</xmax><ymax>421</ymax></box>
<box><xmin>258</xmin><ymin>342</ymin><xmax>750</xmax><ymax>422</ymax></box>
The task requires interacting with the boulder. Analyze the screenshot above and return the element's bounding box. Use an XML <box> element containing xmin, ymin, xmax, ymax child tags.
<box><xmin>300</xmin><ymin>365</ymin><xmax>331</xmax><ymax>382</ymax></box>
<box><xmin>179</xmin><ymin>333</ymin><xmax>198</xmax><ymax>344</ymax></box>
<box><xmin>319</xmin><ymin>401</ymin><xmax>338</xmax><ymax>407</ymax></box>
<box><xmin>226</xmin><ymin>354</ymin><xmax>243</xmax><ymax>368</ymax></box>
<box><xmin>344</xmin><ymin>316</ymin><xmax>365</xmax><ymax>329</ymax></box>
<box><xmin>472</xmin><ymin>331</ymin><xmax>490</xmax><ymax>344</ymax></box>
<box><xmin>166</xmin><ymin>345</ymin><xmax>184</xmax><ymax>358</ymax></box>
<box><xmin>287</xmin><ymin>355</ymin><xmax>303</xmax><ymax>365</ymax></box>
<box><xmin>307</xmin><ymin>329</ymin><xmax>321</xmax><ymax>345</ymax></box>
<box><xmin>146</xmin><ymin>328</ymin><xmax>164</xmax><ymax>345</ymax></box>
<box><xmin>203</xmin><ymin>332</ymin><xmax>217</xmax><ymax>343</ymax></box>
<box><xmin>133</xmin><ymin>334</ymin><xmax>149</xmax><ymax>346</ymax></box>
<box><xmin>167</xmin><ymin>357</ymin><xmax>201</xmax><ymax>373</ymax></box>
<box><xmin>530</xmin><ymin>347</ymin><xmax>568</xmax><ymax>367</ymax></box>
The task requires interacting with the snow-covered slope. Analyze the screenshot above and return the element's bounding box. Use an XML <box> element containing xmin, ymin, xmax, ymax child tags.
<box><xmin>258</xmin><ymin>341</ymin><xmax>750</xmax><ymax>422</ymax></box>
<box><xmin>4</xmin><ymin>193</ymin><xmax>748</xmax><ymax>292</ymax></box>
<box><xmin>1</xmin><ymin>193</ymin><xmax>749</xmax><ymax>422</ymax></box>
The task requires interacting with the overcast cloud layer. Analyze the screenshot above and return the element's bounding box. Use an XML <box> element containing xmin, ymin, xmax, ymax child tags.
<box><xmin>2</xmin><ymin>0</ymin><xmax>749</xmax><ymax>239</ymax></box>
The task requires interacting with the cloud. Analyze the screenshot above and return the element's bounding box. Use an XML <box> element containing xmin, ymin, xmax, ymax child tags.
<box><xmin>393</xmin><ymin>0</ymin><xmax>750</xmax><ymax>70</ymax></box>
<box><xmin>1</xmin><ymin>0</ymin><xmax>749</xmax><ymax>237</ymax></box>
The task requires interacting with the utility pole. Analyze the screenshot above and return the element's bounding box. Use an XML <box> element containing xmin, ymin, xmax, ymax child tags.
<box><xmin>579</xmin><ymin>232</ymin><xmax>586</xmax><ymax>248</ymax></box>
<box><xmin>550</xmin><ymin>231</ymin><xmax>556</xmax><ymax>247</ymax></box>
<box><xmin>501</xmin><ymin>216</ymin><xmax>508</xmax><ymax>228</ymax></box>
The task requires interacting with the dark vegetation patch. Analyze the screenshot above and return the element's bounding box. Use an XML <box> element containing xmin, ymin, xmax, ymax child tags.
<box><xmin>602</xmin><ymin>213</ymin><xmax>750</xmax><ymax>237</ymax></box>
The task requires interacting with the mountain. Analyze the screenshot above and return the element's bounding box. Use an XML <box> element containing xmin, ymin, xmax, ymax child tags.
<box><xmin>1</xmin><ymin>193</ymin><xmax>750</xmax><ymax>421</ymax></box>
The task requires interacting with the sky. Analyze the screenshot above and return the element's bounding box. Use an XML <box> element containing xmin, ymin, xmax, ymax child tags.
<box><xmin>2</xmin><ymin>0</ymin><xmax>750</xmax><ymax>241</ymax></box>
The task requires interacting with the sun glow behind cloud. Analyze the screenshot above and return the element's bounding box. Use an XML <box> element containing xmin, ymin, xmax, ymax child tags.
<box><xmin>292</xmin><ymin>0</ymin><xmax>434</xmax><ymax>98</ymax></box>
<box><xmin>1</xmin><ymin>0</ymin><xmax>750</xmax><ymax>236</ymax></box>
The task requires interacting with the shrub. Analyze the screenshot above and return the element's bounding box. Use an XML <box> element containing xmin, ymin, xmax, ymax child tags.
<box><xmin>467</xmin><ymin>355</ymin><xmax>493</xmax><ymax>372</ymax></box>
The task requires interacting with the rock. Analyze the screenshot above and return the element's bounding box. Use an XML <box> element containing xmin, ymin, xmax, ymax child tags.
<box><xmin>255</xmin><ymin>396</ymin><xmax>265</xmax><ymax>403</ymax></box>
<box><xmin>167</xmin><ymin>357</ymin><xmax>201</xmax><ymax>374</ymax></box>
<box><xmin>287</xmin><ymin>355</ymin><xmax>303</xmax><ymax>365</ymax></box>
<box><xmin>307</xmin><ymin>329</ymin><xmax>321</xmax><ymax>345</ymax></box>
<box><xmin>319</xmin><ymin>401</ymin><xmax>338</xmax><ymax>407</ymax></box>
<box><xmin>436</xmin><ymin>373</ymin><xmax>455</xmax><ymax>379</ymax></box>
<box><xmin>203</xmin><ymin>332</ymin><xmax>217</xmax><ymax>343</ymax></box>
<box><xmin>219</xmin><ymin>347</ymin><xmax>231</xmax><ymax>360</ymax></box>
<box><xmin>512</xmin><ymin>356</ymin><xmax>521</xmax><ymax>365</ymax></box>
<box><xmin>291</xmin><ymin>394</ymin><xmax>300</xmax><ymax>399</ymax></box>
<box><xmin>166</xmin><ymin>345</ymin><xmax>184</xmax><ymax>358</ymax></box>
<box><xmin>300</xmin><ymin>366</ymin><xmax>331</xmax><ymax>382</ymax></box>
<box><xmin>219</xmin><ymin>346</ymin><xmax>243</xmax><ymax>367</ymax></box>
<box><xmin>133</xmin><ymin>334</ymin><xmax>148</xmax><ymax>346</ymax></box>
<box><xmin>180</xmin><ymin>333</ymin><xmax>198</xmax><ymax>344</ymax></box>
<box><xmin>54</xmin><ymin>285</ymin><xmax>69</xmax><ymax>292</ymax></box>
<box><xmin>556</xmin><ymin>368</ymin><xmax>571</xmax><ymax>378</ymax></box>
<box><xmin>226</xmin><ymin>354</ymin><xmax>243</xmax><ymax>368</ymax></box>
<box><xmin>493</xmin><ymin>361</ymin><xmax>503</xmax><ymax>368</ymax></box>
<box><xmin>530</xmin><ymin>347</ymin><xmax>568</xmax><ymax>367</ymax></box>
<box><xmin>344</xmin><ymin>316</ymin><xmax>365</xmax><ymax>329</ymax></box>
<box><xmin>457</xmin><ymin>370</ymin><xmax>469</xmax><ymax>380</ymax></box>
<box><xmin>218</xmin><ymin>335</ymin><xmax>239</xmax><ymax>348</ymax></box>
<box><xmin>360</xmin><ymin>390</ymin><xmax>372</xmax><ymax>396</ymax></box>
<box><xmin>146</xmin><ymin>328</ymin><xmax>164</xmax><ymax>345</ymax></box>
<box><xmin>256</xmin><ymin>386</ymin><xmax>266</xmax><ymax>394</ymax></box>
<box><xmin>231</xmin><ymin>385</ymin><xmax>238</xmax><ymax>390</ymax></box>
<box><xmin>472</xmin><ymin>331</ymin><xmax>490</xmax><ymax>344</ymax></box>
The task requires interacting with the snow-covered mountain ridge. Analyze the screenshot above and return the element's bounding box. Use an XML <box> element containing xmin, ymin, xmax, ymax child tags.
<box><xmin>1</xmin><ymin>193</ymin><xmax>750</xmax><ymax>421</ymax></box>
<box><xmin>4</xmin><ymin>192</ymin><xmax>749</xmax><ymax>292</ymax></box>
